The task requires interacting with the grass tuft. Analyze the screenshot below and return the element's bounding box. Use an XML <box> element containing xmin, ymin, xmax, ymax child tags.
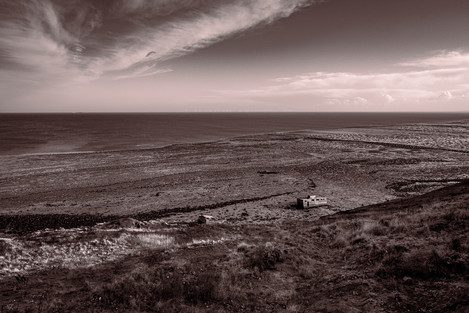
<box><xmin>244</xmin><ymin>243</ymin><xmax>284</xmax><ymax>272</ymax></box>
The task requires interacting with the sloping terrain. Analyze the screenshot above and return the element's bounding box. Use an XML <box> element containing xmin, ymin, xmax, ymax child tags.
<box><xmin>1</xmin><ymin>121</ymin><xmax>468</xmax><ymax>312</ymax></box>
<box><xmin>1</xmin><ymin>181</ymin><xmax>468</xmax><ymax>312</ymax></box>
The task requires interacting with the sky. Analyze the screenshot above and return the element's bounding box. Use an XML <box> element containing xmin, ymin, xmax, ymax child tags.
<box><xmin>1</xmin><ymin>0</ymin><xmax>469</xmax><ymax>112</ymax></box>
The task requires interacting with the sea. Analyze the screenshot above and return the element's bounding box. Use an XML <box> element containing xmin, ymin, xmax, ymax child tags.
<box><xmin>1</xmin><ymin>112</ymin><xmax>468</xmax><ymax>156</ymax></box>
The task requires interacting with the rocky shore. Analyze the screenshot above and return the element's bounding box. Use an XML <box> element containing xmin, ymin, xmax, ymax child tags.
<box><xmin>1</xmin><ymin>120</ymin><xmax>468</xmax><ymax>312</ymax></box>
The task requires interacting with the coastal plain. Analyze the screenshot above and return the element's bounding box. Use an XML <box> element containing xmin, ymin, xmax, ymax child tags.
<box><xmin>1</xmin><ymin>120</ymin><xmax>468</xmax><ymax>221</ymax></box>
<box><xmin>1</xmin><ymin>119</ymin><xmax>468</xmax><ymax>312</ymax></box>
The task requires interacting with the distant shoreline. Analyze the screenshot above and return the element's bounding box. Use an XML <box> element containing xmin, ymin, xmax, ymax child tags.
<box><xmin>2</xmin><ymin>112</ymin><xmax>469</xmax><ymax>156</ymax></box>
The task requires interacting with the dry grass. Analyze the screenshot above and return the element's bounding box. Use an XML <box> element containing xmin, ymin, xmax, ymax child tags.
<box><xmin>0</xmin><ymin>229</ymin><xmax>176</xmax><ymax>278</ymax></box>
<box><xmin>1</xmin><ymin>183</ymin><xmax>468</xmax><ymax>312</ymax></box>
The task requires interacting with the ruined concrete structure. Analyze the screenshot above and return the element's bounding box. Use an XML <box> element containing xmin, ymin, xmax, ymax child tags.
<box><xmin>297</xmin><ymin>195</ymin><xmax>327</xmax><ymax>209</ymax></box>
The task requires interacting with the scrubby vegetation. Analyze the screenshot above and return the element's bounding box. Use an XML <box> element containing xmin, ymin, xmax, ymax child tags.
<box><xmin>1</xmin><ymin>182</ymin><xmax>468</xmax><ymax>312</ymax></box>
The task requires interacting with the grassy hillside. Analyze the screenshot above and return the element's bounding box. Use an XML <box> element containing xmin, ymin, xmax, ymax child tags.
<box><xmin>1</xmin><ymin>181</ymin><xmax>468</xmax><ymax>312</ymax></box>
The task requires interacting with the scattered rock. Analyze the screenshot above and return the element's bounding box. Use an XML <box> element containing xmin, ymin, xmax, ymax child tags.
<box><xmin>108</xmin><ymin>218</ymin><xmax>146</xmax><ymax>229</ymax></box>
<box><xmin>197</xmin><ymin>215</ymin><xmax>214</xmax><ymax>224</ymax></box>
<box><xmin>257</xmin><ymin>171</ymin><xmax>279</xmax><ymax>175</ymax></box>
<box><xmin>403</xmin><ymin>276</ymin><xmax>413</xmax><ymax>285</ymax></box>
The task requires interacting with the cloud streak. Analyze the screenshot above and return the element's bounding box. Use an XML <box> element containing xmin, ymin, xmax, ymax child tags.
<box><xmin>399</xmin><ymin>51</ymin><xmax>469</xmax><ymax>69</ymax></box>
<box><xmin>0</xmin><ymin>0</ymin><xmax>314</xmax><ymax>83</ymax></box>
<box><xmin>101</xmin><ymin>0</ymin><xmax>314</xmax><ymax>78</ymax></box>
<box><xmin>219</xmin><ymin>50</ymin><xmax>469</xmax><ymax>110</ymax></box>
<box><xmin>0</xmin><ymin>0</ymin><xmax>102</xmax><ymax>86</ymax></box>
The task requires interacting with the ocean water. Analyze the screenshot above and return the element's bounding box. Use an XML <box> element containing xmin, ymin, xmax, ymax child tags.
<box><xmin>0</xmin><ymin>112</ymin><xmax>468</xmax><ymax>155</ymax></box>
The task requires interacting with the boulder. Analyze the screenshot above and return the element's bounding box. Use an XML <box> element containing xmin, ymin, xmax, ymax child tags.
<box><xmin>197</xmin><ymin>215</ymin><xmax>214</xmax><ymax>224</ymax></box>
<box><xmin>108</xmin><ymin>218</ymin><xmax>146</xmax><ymax>229</ymax></box>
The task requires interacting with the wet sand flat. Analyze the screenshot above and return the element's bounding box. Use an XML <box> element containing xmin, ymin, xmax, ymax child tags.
<box><xmin>1</xmin><ymin>120</ymin><xmax>468</xmax><ymax>224</ymax></box>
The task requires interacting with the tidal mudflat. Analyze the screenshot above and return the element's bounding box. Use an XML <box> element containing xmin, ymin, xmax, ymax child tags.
<box><xmin>1</xmin><ymin>119</ymin><xmax>468</xmax><ymax>312</ymax></box>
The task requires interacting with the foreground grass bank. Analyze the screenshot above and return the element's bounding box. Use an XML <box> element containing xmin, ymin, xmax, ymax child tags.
<box><xmin>1</xmin><ymin>182</ymin><xmax>468</xmax><ymax>312</ymax></box>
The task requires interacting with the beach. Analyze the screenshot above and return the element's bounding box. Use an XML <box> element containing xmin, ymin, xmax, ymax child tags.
<box><xmin>1</xmin><ymin>116</ymin><xmax>468</xmax><ymax>222</ymax></box>
<box><xmin>1</xmin><ymin>116</ymin><xmax>469</xmax><ymax>312</ymax></box>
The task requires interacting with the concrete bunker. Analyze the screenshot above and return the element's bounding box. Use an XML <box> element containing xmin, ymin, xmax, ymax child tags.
<box><xmin>297</xmin><ymin>195</ymin><xmax>327</xmax><ymax>209</ymax></box>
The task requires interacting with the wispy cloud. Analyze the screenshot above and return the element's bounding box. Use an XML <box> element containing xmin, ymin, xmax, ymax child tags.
<box><xmin>0</xmin><ymin>0</ymin><xmax>102</xmax><ymax>85</ymax></box>
<box><xmin>0</xmin><ymin>0</ymin><xmax>314</xmax><ymax>83</ymax></box>
<box><xmin>219</xmin><ymin>50</ymin><xmax>469</xmax><ymax>110</ymax></box>
<box><xmin>101</xmin><ymin>0</ymin><xmax>314</xmax><ymax>78</ymax></box>
<box><xmin>113</xmin><ymin>0</ymin><xmax>213</xmax><ymax>17</ymax></box>
<box><xmin>399</xmin><ymin>50</ymin><xmax>469</xmax><ymax>69</ymax></box>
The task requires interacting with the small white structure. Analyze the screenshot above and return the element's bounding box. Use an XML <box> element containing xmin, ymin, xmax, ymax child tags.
<box><xmin>297</xmin><ymin>195</ymin><xmax>327</xmax><ymax>209</ymax></box>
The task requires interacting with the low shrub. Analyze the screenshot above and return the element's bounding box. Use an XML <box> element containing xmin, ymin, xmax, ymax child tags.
<box><xmin>245</xmin><ymin>243</ymin><xmax>284</xmax><ymax>272</ymax></box>
<box><xmin>184</xmin><ymin>271</ymin><xmax>219</xmax><ymax>304</ymax></box>
<box><xmin>91</xmin><ymin>264</ymin><xmax>220</xmax><ymax>311</ymax></box>
<box><xmin>377</xmin><ymin>249</ymin><xmax>468</xmax><ymax>280</ymax></box>
<box><xmin>0</xmin><ymin>240</ymin><xmax>8</xmax><ymax>254</ymax></box>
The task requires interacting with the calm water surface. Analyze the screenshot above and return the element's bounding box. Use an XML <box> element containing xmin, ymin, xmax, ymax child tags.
<box><xmin>1</xmin><ymin>113</ymin><xmax>468</xmax><ymax>155</ymax></box>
